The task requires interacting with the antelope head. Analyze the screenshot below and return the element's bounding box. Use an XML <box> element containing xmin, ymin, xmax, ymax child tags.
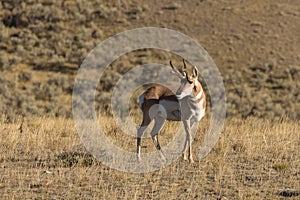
<box><xmin>170</xmin><ymin>59</ymin><xmax>199</xmax><ymax>100</ymax></box>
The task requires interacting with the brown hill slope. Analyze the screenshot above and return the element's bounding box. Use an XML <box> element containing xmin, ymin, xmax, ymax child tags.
<box><xmin>1</xmin><ymin>0</ymin><xmax>300</xmax><ymax>119</ymax></box>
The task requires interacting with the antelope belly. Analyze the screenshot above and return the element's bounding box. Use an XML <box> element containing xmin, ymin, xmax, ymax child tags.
<box><xmin>159</xmin><ymin>100</ymin><xmax>181</xmax><ymax>121</ymax></box>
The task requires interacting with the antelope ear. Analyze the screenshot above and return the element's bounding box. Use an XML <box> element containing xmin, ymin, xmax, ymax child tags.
<box><xmin>192</xmin><ymin>66</ymin><xmax>199</xmax><ymax>78</ymax></box>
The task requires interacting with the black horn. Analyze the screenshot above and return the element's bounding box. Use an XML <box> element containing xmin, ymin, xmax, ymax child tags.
<box><xmin>182</xmin><ymin>59</ymin><xmax>187</xmax><ymax>70</ymax></box>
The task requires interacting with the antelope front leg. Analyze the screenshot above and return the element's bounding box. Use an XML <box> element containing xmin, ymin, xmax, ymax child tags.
<box><xmin>182</xmin><ymin>119</ymin><xmax>194</xmax><ymax>161</ymax></box>
<box><xmin>183</xmin><ymin>120</ymin><xmax>194</xmax><ymax>163</ymax></box>
<box><xmin>183</xmin><ymin>138</ymin><xmax>188</xmax><ymax>161</ymax></box>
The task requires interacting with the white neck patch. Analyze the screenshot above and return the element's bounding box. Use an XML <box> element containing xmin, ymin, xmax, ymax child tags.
<box><xmin>194</xmin><ymin>88</ymin><xmax>203</xmax><ymax>100</ymax></box>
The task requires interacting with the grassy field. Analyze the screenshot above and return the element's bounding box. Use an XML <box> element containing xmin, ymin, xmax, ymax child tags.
<box><xmin>0</xmin><ymin>115</ymin><xmax>299</xmax><ymax>199</ymax></box>
<box><xmin>1</xmin><ymin>0</ymin><xmax>300</xmax><ymax>199</ymax></box>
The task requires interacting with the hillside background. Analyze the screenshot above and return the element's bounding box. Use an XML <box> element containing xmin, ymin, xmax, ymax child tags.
<box><xmin>1</xmin><ymin>0</ymin><xmax>300</xmax><ymax>120</ymax></box>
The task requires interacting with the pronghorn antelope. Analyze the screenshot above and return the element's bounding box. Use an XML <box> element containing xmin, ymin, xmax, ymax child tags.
<box><xmin>137</xmin><ymin>60</ymin><xmax>206</xmax><ymax>163</ymax></box>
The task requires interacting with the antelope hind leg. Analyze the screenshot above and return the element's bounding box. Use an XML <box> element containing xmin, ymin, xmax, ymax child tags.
<box><xmin>150</xmin><ymin>116</ymin><xmax>166</xmax><ymax>161</ymax></box>
<box><xmin>136</xmin><ymin>125</ymin><xmax>148</xmax><ymax>161</ymax></box>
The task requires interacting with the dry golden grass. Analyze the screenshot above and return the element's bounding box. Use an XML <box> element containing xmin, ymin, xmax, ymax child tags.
<box><xmin>0</xmin><ymin>115</ymin><xmax>299</xmax><ymax>199</ymax></box>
